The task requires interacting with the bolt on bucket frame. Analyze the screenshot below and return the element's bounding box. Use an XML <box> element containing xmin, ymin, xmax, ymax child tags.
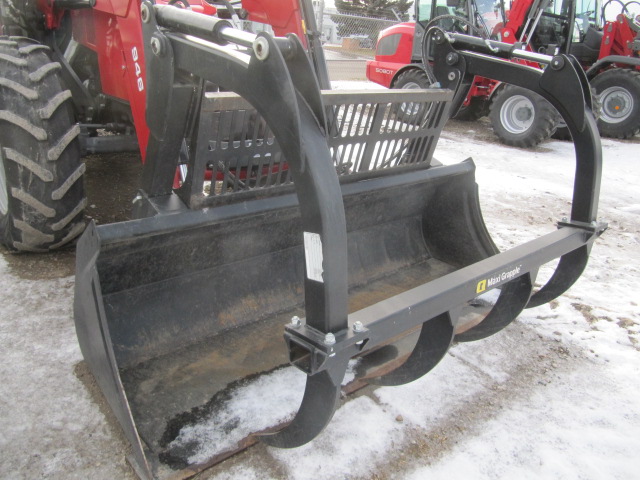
<box><xmin>73</xmin><ymin>7</ymin><xmax>605</xmax><ymax>479</ymax></box>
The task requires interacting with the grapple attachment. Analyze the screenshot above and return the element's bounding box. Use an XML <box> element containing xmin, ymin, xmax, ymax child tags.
<box><xmin>73</xmin><ymin>7</ymin><xmax>605</xmax><ymax>479</ymax></box>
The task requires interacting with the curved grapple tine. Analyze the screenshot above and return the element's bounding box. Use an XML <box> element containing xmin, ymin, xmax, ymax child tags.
<box><xmin>259</xmin><ymin>366</ymin><xmax>345</xmax><ymax>448</ymax></box>
<box><xmin>369</xmin><ymin>312</ymin><xmax>454</xmax><ymax>386</ymax></box>
<box><xmin>527</xmin><ymin>246</ymin><xmax>589</xmax><ymax>309</ymax></box>
<box><xmin>455</xmin><ymin>273</ymin><xmax>533</xmax><ymax>343</ymax></box>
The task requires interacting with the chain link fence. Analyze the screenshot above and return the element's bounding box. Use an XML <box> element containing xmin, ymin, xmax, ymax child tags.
<box><xmin>233</xmin><ymin>5</ymin><xmax>405</xmax><ymax>81</ymax></box>
<box><xmin>319</xmin><ymin>12</ymin><xmax>398</xmax><ymax>58</ymax></box>
<box><xmin>318</xmin><ymin>10</ymin><xmax>401</xmax><ymax>80</ymax></box>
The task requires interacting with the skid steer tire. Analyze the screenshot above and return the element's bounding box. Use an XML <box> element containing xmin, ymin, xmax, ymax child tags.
<box><xmin>489</xmin><ymin>84</ymin><xmax>557</xmax><ymax>148</ymax></box>
<box><xmin>392</xmin><ymin>69</ymin><xmax>431</xmax><ymax>124</ymax></box>
<box><xmin>0</xmin><ymin>37</ymin><xmax>86</xmax><ymax>252</ymax></box>
<box><xmin>551</xmin><ymin>89</ymin><xmax>601</xmax><ymax>141</ymax></box>
<box><xmin>551</xmin><ymin>126</ymin><xmax>571</xmax><ymax>141</ymax></box>
<box><xmin>590</xmin><ymin>68</ymin><xmax>640</xmax><ymax>139</ymax></box>
<box><xmin>453</xmin><ymin>96</ymin><xmax>489</xmax><ymax>122</ymax></box>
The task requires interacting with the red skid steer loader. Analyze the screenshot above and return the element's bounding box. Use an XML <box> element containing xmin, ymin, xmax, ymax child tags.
<box><xmin>2</xmin><ymin>2</ymin><xmax>605</xmax><ymax>480</ymax></box>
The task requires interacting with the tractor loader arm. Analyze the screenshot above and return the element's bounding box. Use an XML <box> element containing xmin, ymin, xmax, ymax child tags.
<box><xmin>73</xmin><ymin>10</ymin><xmax>605</xmax><ymax>480</ymax></box>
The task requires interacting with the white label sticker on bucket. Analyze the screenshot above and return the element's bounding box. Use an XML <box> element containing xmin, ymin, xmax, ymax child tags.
<box><xmin>303</xmin><ymin>232</ymin><xmax>324</xmax><ymax>283</ymax></box>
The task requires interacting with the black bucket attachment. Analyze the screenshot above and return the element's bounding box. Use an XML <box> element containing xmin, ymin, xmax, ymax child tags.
<box><xmin>74</xmin><ymin>7</ymin><xmax>605</xmax><ymax>479</ymax></box>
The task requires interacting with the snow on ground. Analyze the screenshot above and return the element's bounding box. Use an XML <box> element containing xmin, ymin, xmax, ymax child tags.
<box><xmin>1</xmin><ymin>98</ymin><xmax>639</xmax><ymax>479</ymax></box>
<box><xmin>0</xmin><ymin>257</ymin><xmax>132</xmax><ymax>479</ymax></box>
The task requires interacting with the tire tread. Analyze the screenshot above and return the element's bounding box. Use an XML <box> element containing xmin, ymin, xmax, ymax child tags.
<box><xmin>591</xmin><ymin>69</ymin><xmax>640</xmax><ymax>139</ymax></box>
<box><xmin>0</xmin><ymin>36</ymin><xmax>86</xmax><ymax>251</ymax></box>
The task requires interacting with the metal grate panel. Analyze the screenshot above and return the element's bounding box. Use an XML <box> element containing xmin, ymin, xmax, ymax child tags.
<box><xmin>177</xmin><ymin>89</ymin><xmax>452</xmax><ymax>208</ymax></box>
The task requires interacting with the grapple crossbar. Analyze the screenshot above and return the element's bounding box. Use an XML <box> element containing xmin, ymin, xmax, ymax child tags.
<box><xmin>73</xmin><ymin>7</ymin><xmax>605</xmax><ymax>480</ymax></box>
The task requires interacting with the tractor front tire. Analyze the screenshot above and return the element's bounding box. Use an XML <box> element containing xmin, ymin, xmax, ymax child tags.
<box><xmin>393</xmin><ymin>69</ymin><xmax>431</xmax><ymax>124</ymax></box>
<box><xmin>489</xmin><ymin>84</ymin><xmax>557</xmax><ymax>148</ymax></box>
<box><xmin>0</xmin><ymin>37</ymin><xmax>86</xmax><ymax>252</ymax></box>
<box><xmin>590</xmin><ymin>68</ymin><xmax>640</xmax><ymax>139</ymax></box>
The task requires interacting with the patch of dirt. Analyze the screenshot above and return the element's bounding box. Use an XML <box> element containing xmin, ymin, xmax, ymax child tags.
<box><xmin>616</xmin><ymin>317</ymin><xmax>639</xmax><ymax>350</ymax></box>
<box><xmin>83</xmin><ymin>151</ymin><xmax>143</xmax><ymax>225</ymax></box>
<box><xmin>1</xmin><ymin>248</ymin><xmax>75</xmax><ymax>280</ymax></box>
<box><xmin>571</xmin><ymin>303</ymin><xmax>599</xmax><ymax>324</ymax></box>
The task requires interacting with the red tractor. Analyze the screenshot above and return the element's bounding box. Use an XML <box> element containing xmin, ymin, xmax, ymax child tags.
<box><xmin>367</xmin><ymin>0</ymin><xmax>640</xmax><ymax>146</ymax></box>
<box><xmin>0</xmin><ymin>0</ymin><xmax>319</xmax><ymax>252</ymax></box>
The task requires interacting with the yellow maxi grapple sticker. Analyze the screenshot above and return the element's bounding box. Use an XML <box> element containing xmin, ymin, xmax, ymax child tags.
<box><xmin>476</xmin><ymin>265</ymin><xmax>522</xmax><ymax>294</ymax></box>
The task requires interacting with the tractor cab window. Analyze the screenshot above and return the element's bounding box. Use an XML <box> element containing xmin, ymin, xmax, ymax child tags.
<box><xmin>417</xmin><ymin>0</ymin><xmax>461</xmax><ymax>24</ymax></box>
<box><xmin>417</xmin><ymin>0</ymin><xmax>432</xmax><ymax>22</ymax></box>
<box><xmin>475</xmin><ymin>0</ymin><xmax>505</xmax><ymax>34</ymax></box>
<box><xmin>418</xmin><ymin>0</ymin><xmax>504</xmax><ymax>37</ymax></box>
<box><xmin>574</xmin><ymin>0</ymin><xmax>602</xmax><ymax>26</ymax></box>
<box><xmin>529</xmin><ymin>0</ymin><xmax>573</xmax><ymax>53</ymax></box>
<box><xmin>572</xmin><ymin>0</ymin><xmax>603</xmax><ymax>41</ymax></box>
<box><xmin>416</xmin><ymin>0</ymin><xmax>433</xmax><ymax>23</ymax></box>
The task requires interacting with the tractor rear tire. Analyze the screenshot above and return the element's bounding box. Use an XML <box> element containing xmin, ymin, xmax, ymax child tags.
<box><xmin>489</xmin><ymin>84</ymin><xmax>557</xmax><ymax>148</ymax></box>
<box><xmin>590</xmin><ymin>68</ymin><xmax>640</xmax><ymax>139</ymax></box>
<box><xmin>0</xmin><ymin>37</ymin><xmax>86</xmax><ymax>252</ymax></box>
<box><xmin>393</xmin><ymin>69</ymin><xmax>431</xmax><ymax>124</ymax></box>
<box><xmin>0</xmin><ymin>0</ymin><xmax>43</xmax><ymax>38</ymax></box>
